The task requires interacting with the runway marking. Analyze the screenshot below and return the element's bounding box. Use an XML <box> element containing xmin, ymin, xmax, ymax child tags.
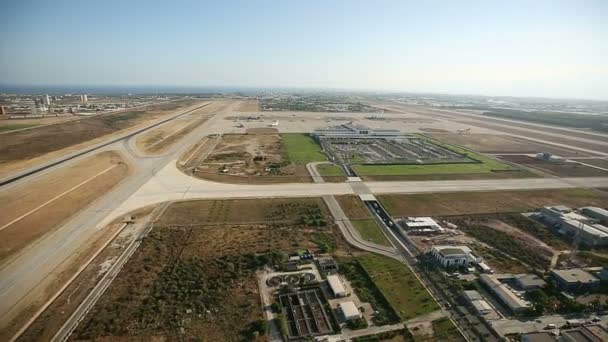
<box><xmin>0</xmin><ymin>164</ymin><xmax>119</xmax><ymax>232</ymax></box>
<box><xmin>144</xmin><ymin>119</ymin><xmax>199</xmax><ymax>151</ymax></box>
<box><xmin>182</xmin><ymin>138</ymin><xmax>209</xmax><ymax>165</ymax></box>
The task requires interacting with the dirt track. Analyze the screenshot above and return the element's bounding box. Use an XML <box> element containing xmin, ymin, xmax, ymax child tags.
<box><xmin>0</xmin><ymin>151</ymin><xmax>129</xmax><ymax>264</ymax></box>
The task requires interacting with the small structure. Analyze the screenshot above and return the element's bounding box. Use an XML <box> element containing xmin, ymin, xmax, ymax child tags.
<box><xmin>327</xmin><ymin>274</ymin><xmax>347</xmax><ymax>298</ymax></box>
<box><xmin>283</xmin><ymin>261</ymin><xmax>299</xmax><ymax>272</ymax></box>
<box><xmin>550</xmin><ymin>269</ymin><xmax>600</xmax><ymax>293</ymax></box>
<box><xmin>478</xmin><ymin>262</ymin><xmax>493</xmax><ymax>274</ymax></box>
<box><xmin>338</xmin><ymin>301</ymin><xmax>361</xmax><ymax>321</ymax></box>
<box><xmin>431</xmin><ymin>245</ymin><xmax>481</xmax><ymax>268</ymax></box>
<box><xmin>317</xmin><ymin>256</ymin><xmax>339</xmax><ymax>274</ymax></box>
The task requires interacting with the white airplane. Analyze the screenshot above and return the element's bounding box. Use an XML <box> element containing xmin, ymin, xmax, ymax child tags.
<box><xmin>270</xmin><ymin>120</ymin><xmax>279</xmax><ymax>127</ymax></box>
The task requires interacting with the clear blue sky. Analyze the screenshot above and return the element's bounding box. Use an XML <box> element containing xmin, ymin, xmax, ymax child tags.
<box><xmin>1</xmin><ymin>0</ymin><xmax>607</xmax><ymax>99</ymax></box>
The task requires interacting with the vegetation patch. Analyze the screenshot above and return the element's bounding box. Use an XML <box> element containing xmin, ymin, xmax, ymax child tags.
<box><xmin>357</xmin><ymin>254</ymin><xmax>439</xmax><ymax>321</ymax></box>
<box><xmin>432</xmin><ymin>317</ymin><xmax>463</xmax><ymax>341</ymax></box>
<box><xmin>352</xmin><ymin>219</ymin><xmax>391</xmax><ymax>247</ymax></box>
<box><xmin>281</xmin><ymin>133</ymin><xmax>327</xmax><ymax>163</ymax></box>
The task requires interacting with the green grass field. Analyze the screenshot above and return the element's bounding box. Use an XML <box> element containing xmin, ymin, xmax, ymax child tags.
<box><xmin>281</xmin><ymin>133</ymin><xmax>327</xmax><ymax>164</ymax></box>
<box><xmin>316</xmin><ymin>163</ymin><xmax>344</xmax><ymax>176</ymax></box>
<box><xmin>353</xmin><ymin>136</ymin><xmax>516</xmax><ymax>176</ymax></box>
<box><xmin>0</xmin><ymin>124</ymin><xmax>40</xmax><ymax>133</ymax></box>
<box><xmin>357</xmin><ymin>254</ymin><xmax>439</xmax><ymax>320</ymax></box>
<box><xmin>352</xmin><ymin>219</ymin><xmax>391</xmax><ymax>246</ymax></box>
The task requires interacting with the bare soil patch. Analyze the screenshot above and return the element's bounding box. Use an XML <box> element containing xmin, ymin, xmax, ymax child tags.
<box><xmin>0</xmin><ymin>151</ymin><xmax>129</xmax><ymax>264</ymax></box>
<box><xmin>70</xmin><ymin>198</ymin><xmax>349</xmax><ymax>341</ymax></box>
<box><xmin>419</xmin><ymin>128</ymin><xmax>450</xmax><ymax>133</ymax></box>
<box><xmin>0</xmin><ymin>99</ymin><xmax>203</xmax><ymax>178</ymax></box>
<box><xmin>190</xmin><ymin>133</ymin><xmax>312</xmax><ymax>183</ymax></box>
<box><xmin>498</xmin><ymin>155</ymin><xmax>608</xmax><ymax>177</ymax></box>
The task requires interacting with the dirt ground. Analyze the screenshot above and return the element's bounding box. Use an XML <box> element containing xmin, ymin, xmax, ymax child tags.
<box><xmin>378</xmin><ymin>188</ymin><xmax>608</xmax><ymax>217</ymax></box>
<box><xmin>69</xmin><ymin>198</ymin><xmax>350</xmax><ymax>341</ymax></box>
<box><xmin>191</xmin><ymin>133</ymin><xmax>312</xmax><ymax>183</ymax></box>
<box><xmin>0</xmin><ymin>151</ymin><xmax>129</xmax><ymax>265</ymax></box>
<box><xmin>429</xmin><ymin>133</ymin><xmax>592</xmax><ymax>157</ymax></box>
<box><xmin>498</xmin><ymin>155</ymin><xmax>608</xmax><ymax>177</ymax></box>
<box><xmin>235</xmin><ymin>99</ymin><xmax>259</xmax><ymax>112</ymax></box>
<box><xmin>0</xmin><ymin>99</ymin><xmax>203</xmax><ymax>178</ymax></box>
<box><xmin>0</xmin><ymin>116</ymin><xmax>75</xmax><ymax>127</ymax></box>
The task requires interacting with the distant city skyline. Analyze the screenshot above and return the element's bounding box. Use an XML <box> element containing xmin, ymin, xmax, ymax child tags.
<box><xmin>1</xmin><ymin>0</ymin><xmax>607</xmax><ymax>100</ymax></box>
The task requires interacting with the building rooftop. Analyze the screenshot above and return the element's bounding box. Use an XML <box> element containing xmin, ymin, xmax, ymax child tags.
<box><xmin>327</xmin><ymin>274</ymin><xmax>346</xmax><ymax>295</ymax></box>
<box><xmin>562</xmin><ymin>329</ymin><xmax>594</xmax><ymax>342</ymax></box>
<box><xmin>463</xmin><ymin>290</ymin><xmax>483</xmax><ymax>302</ymax></box>
<box><xmin>521</xmin><ymin>332</ymin><xmax>557</xmax><ymax>342</ymax></box>
<box><xmin>433</xmin><ymin>245</ymin><xmax>472</xmax><ymax>256</ymax></box>
<box><xmin>515</xmin><ymin>274</ymin><xmax>547</xmax><ymax>289</ymax></box>
<box><xmin>551</xmin><ymin>269</ymin><xmax>600</xmax><ymax>284</ymax></box>
<box><xmin>582</xmin><ymin>206</ymin><xmax>608</xmax><ymax>217</ymax></box>
<box><xmin>480</xmin><ymin>274</ymin><xmax>530</xmax><ymax>312</ymax></box>
<box><xmin>338</xmin><ymin>301</ymin><xmax>360</xmax><ymax>318</ymax></box>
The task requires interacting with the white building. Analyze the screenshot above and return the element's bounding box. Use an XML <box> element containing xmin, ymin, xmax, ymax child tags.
<box><xmin>327</xmin><ymin>274</ymin><xmax>347</xmax><ymax>298</ymax></box>
<box><xmin>431</xmin><ymin>245</ymin><xmax>481</xmax><ymax>268</ymax></box>
<box><xmin>338</xmin><ymin>301</ymin><xmax>361</xmax><ymax>321</ymax></box>
<box><xmin>43</xmin><ymin>94</ymin><xmax>50</xmax><ymax>106</ymax></box>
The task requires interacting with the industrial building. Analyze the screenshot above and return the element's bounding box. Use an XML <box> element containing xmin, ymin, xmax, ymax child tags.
<box><xmin>327</xmin><ymin>274</ymin><xmax>347</xmax><ymax>298</ymax></box>
<box><xmin>312</xmin><ymin>123</ymin><xmax>401</xmax><ymax>139</ymax></box>
<box><xmin>431</xmin><ymin>245</ymin><xmax>482</xmax><ymax>268</ymax></box>
<box><xmin>581</xmin><ymin>207</ymin><xmax>608</xmax><ymax>223</ymax></box>
<box><xmin>479</xmin><ymin>274</ymin><xmax>531</xmax><ymax>314</ymax></box>
<box><xmin>550</xmin><ymin>269</ymin><xmax>600</xmax><ymax>294</ymax></box>
<box><xmin>338</xmin><ymin>301</ymin><xmax>361</xmax><ymax>321</ymax></box>
<box><xmin>537</xmin><ymin>206</ymin><xmax>608</xmax><ymax>247</ymax></box>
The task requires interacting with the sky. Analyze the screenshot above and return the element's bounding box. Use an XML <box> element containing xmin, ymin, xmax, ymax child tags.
<box><xmin>1</xmin><ymin>0</ymin><xmax>607</xmax><ymax>99</ymax></box>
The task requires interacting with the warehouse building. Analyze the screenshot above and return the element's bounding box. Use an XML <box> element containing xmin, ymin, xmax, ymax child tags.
<box><xmin>327</xmin><ymin>274</ymin><xmax>347</xmax><ymax>298</ymax></box>
<box><xmin>537</xmin><ymin>206</ymin><xmax>608</xmax><ymax>247</ymax></box>
<box><xmin>550</xmin><ymin>269</ymin><xmax>600</xmax><ymax>294</ymax></box>
<box><xmin>480</xmin><ymin>274</ymin><xmax>531</xmax><ymax>314</ymax></box>
<box><xmin>431</xmin><ymin>245</ymin><xmax>482</xmax><ymax>268</ymax></box>
<box><xmin>514</xmin><ymin>274</ymin><xmax>547</xmax><ymax>291</ymax></box>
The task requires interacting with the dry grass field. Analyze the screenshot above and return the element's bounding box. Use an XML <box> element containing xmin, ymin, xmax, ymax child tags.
<box><xmin>70</xmin><ymin>198</ymin><xmax>348</xmax><ymax>341</ymax></box>
<box><xmin>0</xmin><ymin>99</ymin><xmax>203</xmax><ymax>178</ymax></box>
<box><xmin>498</xmin><ymin>155</ymin><xmax>608</xmax><ymax>177</ymax></box>
<box><xmin>378</xmin><ymin>188</ymin><xmax>608</xmax><ymax>217</ymax></box>
<box><xmin>429</xmin><ymin>133</ymin><xmax>592</xmax><ymax>157</ymax></box>
<box><xmin>0</xmin><ymin>151</ymin><xmax>129</xmax><ymax>264</ymax></box>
